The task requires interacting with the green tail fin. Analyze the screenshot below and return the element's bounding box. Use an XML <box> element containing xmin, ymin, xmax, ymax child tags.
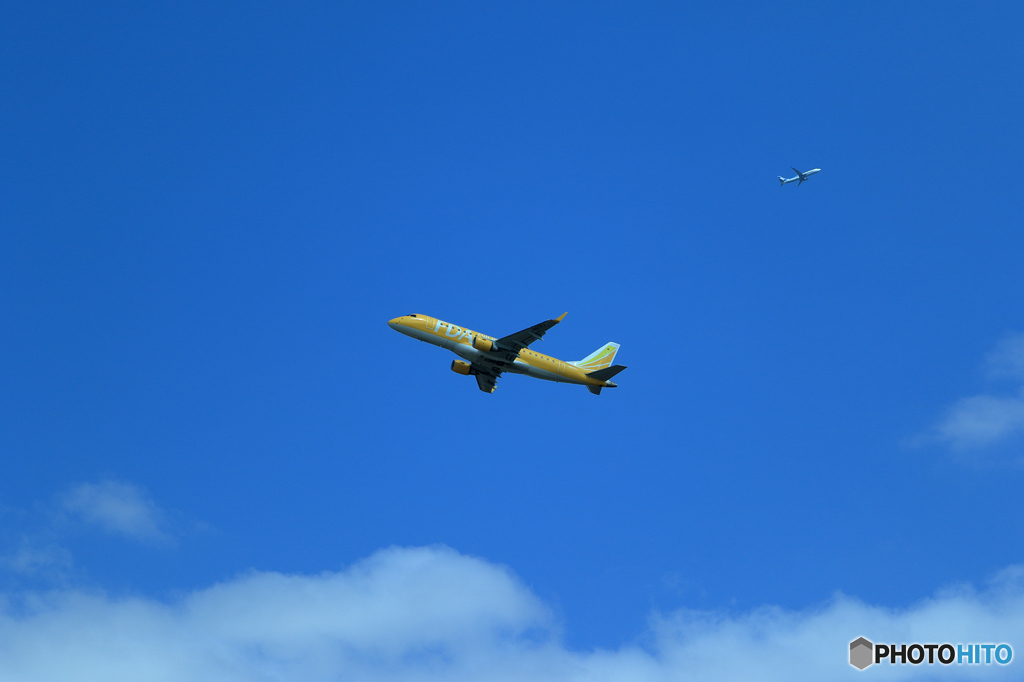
<box><xmin>573</xmin><ymin>342</ymin><xmax>620</xmax><ymax>372</ymax></box>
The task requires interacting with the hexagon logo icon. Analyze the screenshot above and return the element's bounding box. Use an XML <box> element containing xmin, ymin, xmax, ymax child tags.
<box><xmin>850</xmin><ymin>637</ymin><xmax>874</xmax><ymax>670</ymax></box>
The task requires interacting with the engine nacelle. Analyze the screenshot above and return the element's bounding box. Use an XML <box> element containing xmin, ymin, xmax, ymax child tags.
<box><xmin>451</xmin><ymin>360</ymin><xmax>473</xmax><ymax>375</ymax></box>
<box><xmin>472</xmin><ymin>336</ymin><xmax>495</xmax><ymax>352</ymax></box>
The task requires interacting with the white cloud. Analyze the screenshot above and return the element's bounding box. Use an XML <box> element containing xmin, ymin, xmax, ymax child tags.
<box><xmin>927</xmin><ymin>332</ymin><xmax>1024</xmax><ymax>452</ymax></box>
<box><xmin>935</xmin><ymin>391</ymin><xmax>1024</xmax><ymax>450</ymax></box>
<box><xmin>60</xmin><ymin>481</ymin><xmax>169</xmax><ymax>543</ymax></box>
<box><xmin>986</xmin><ymin>333</ymin><xmax>1024</xmax><ymax>381</ymax></box>
<box><xmin>0</xmin><ymin>545</ymin><xmax>1021</xmax><ymax>681</ymax></box>
<box><xmin>0</xmin><ymin>544</ymin><xmax>72</xmax><ymax>576</ymax></box>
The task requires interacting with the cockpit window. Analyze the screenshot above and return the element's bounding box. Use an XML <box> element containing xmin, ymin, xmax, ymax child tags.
<box><xmin>409</xmin><ymin>314</ymin><xmax>417</xmax><ymax>317</ymax></box>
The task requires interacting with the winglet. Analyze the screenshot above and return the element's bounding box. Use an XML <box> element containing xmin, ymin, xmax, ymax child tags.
<box><xmin>556</xmin><ymin>312</ymin><xmax>568</xmax><ymax>322</ymax></box>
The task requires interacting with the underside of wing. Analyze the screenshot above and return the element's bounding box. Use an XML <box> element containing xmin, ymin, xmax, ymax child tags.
<box><xmin>497</xmin><ymin>312</ymin><xmax>567</xmax><ymax>354</ymax></box>
<box><xmin>473</xmin><ymin>364</ymin><xmax>501</xmax><ymax>391</ymax></box>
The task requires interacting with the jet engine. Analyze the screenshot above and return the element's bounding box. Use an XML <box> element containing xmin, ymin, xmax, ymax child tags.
<box><xmin>472</xmin><ymin>336</ymin><xmax>495</xmax><ymax>352</ymax></box>
<box><xmin>451</xmin><ymin>360</ymin><xmax>473</xmax><ymax>375</ymax></box>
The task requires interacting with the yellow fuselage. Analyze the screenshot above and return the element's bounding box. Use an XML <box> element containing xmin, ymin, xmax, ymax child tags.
<box><xmin>387</xmin><ymin>314</ymin><xmax>611</xmax><ymax>388</ymax></box>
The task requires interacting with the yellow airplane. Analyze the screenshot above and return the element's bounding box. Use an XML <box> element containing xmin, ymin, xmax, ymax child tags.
<box><xmin>387</xmin><ymin>313</ymin><xmax>625</xmax><ymax>394</ymax></box>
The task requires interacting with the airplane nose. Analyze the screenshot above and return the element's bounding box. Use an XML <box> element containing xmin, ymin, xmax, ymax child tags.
<box><xmin>387</xmin><ymin>317</ymin><xmax>403</xmax><ymax>331</ymax></box>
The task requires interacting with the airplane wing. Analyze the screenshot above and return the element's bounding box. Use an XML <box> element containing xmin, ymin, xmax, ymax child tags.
<box><xmin>792</xmin><ymin>167</ymin><xmax>803</xmax><ymax>176</ymax></box>
<box><xmin>467</xmin><ymin>312</ymin><xmax>567</xmax><ymax>393</ymax></box>
<box><xmin>496</xmin><ymin>313</ymin><xmax>568</xmax><ymax>354</ymax></box>
<box><xmin>474</xmin><ymin>369</ymin><xmax>499</xmax><ymax>394</ymax></box>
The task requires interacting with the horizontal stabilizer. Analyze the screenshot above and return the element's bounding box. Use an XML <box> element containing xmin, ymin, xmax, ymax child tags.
<box><xmin>587</xmin><ymin>385</ymin><xmax>602</xmax><ymax>395</ymax></box>
<box><xmin>586</xmin><ymin>364</ymin><xmax>627</xmax><ymax>382</ymax></box>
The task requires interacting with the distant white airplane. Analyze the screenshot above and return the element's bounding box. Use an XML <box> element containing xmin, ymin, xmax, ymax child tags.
<box><xmin>778</xmin><ymin>167</ymin><xmax>821</xmax><ymax>186</ymax></box>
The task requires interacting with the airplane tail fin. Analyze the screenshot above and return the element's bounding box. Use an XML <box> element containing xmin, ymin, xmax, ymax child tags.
<box><xmin>572</xmin><ymin>342</ymin><xmax>620</xmax><ymax>372</ymax></box>
<box><xmin>778</xmin><ymin>176</ymin><xmax>786</xmax><ymax>187</ymax></box>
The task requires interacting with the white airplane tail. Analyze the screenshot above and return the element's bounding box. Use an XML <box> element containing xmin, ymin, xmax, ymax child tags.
<box><xmin>778</xmin><ymin>176</ymin><xmax>786</xmax><ymax>187</ymax></box>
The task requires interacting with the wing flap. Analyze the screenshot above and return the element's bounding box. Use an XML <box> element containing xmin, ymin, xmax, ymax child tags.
<box><xmin>474</xmin><ymin>372</ymin><xmax>498</xmax><ymax>394</ymax></box>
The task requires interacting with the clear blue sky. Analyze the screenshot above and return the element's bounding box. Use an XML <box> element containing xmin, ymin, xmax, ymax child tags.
<box><xmin>2</xmin><ymin>2</ymin><xmax>1024</xmax><ymax>678</ymax></box>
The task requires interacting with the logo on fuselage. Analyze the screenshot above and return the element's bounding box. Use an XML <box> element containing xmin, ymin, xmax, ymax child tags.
<box><xmin>427</xmin><ymin>319</ymin><xmax>476</xmax><ymax>343</ymax></box>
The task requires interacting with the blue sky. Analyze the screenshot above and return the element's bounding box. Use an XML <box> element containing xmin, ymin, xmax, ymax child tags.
<box><xmin>2</xmin><ymin>2</ymin><xmax>1024</xmax><ymax>679</ymax></box>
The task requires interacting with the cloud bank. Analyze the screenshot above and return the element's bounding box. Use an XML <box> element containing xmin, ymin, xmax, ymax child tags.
<box><xmin>0</xmin><ymin>545</ymin><xmax>1021</xmax><ymax>681</ymax></box>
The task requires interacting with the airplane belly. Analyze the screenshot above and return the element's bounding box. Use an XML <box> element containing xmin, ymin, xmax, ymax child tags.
<box><xmin>447</xmin><ymin>344</ymin><xmax>587</xmax><ymax>385</ymax></box>
<box><xmin>405</xmin><ymin>327</ymin><xmax>442</xmax><ymax>345</ymax></box>
<box><xmin>516</xmin><ymin>361</ymin><xmax>576</xmax><ymax>383</ymax></box>
<box><xmin>452</xmin><ymin>345</ymin><xmax>521</xmax><ymax>374</ymax></box>
<box><xmin>452</xmin><ymin>345</ymin><xmax>478</xmax><ymax>361</ymax></box>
